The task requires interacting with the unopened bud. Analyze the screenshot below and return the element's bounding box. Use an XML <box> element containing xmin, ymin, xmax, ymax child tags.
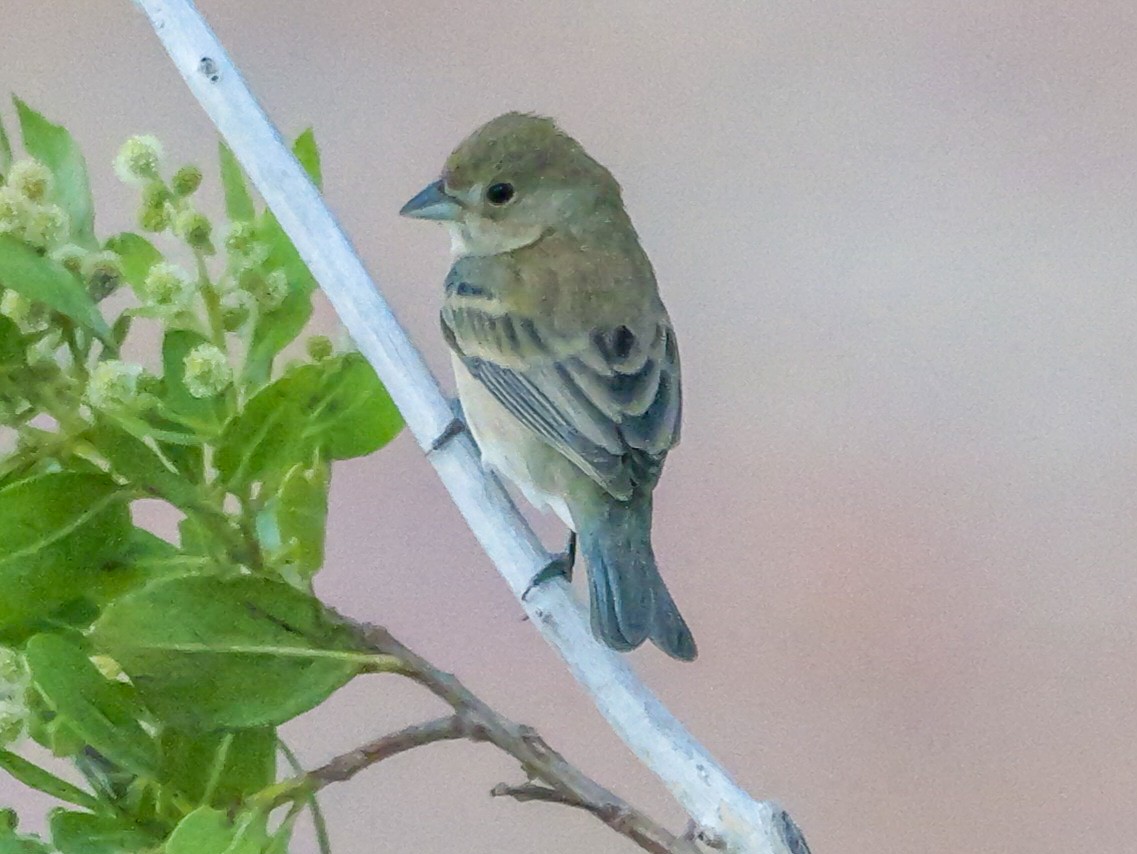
<box><xmin>81</xmin><ymin>250</ymin><xmax>124</xmax><ymax>301</ymax></box>
<box><xmin>114</xmin><ymin>135</ymin><xmax>164</xmax><ymax>184</ymax></box>
<box><xmin>171</xmin><ymin>164</ymin><xmax>203</xmax><ymax>196</ymax></box>
<box><xmin>174</xmin><ymin>208</ymin><xmax>213</xmax><ymax>252</ymax></box>
<box><xmin>86</xmin><ymin>359</ymin><xmax>145</xmax><ymax>411</ymax></box>
<box><xmin>306</xmin><ymin>335</ymin><xmax>334</xmax><ymax>361</ymax></box>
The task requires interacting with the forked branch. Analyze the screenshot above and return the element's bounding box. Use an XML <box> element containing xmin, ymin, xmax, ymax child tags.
<box><xmin>274</xmin><ymin>620</ymin><xmax>700</xmax><ymax>854</ymax></box>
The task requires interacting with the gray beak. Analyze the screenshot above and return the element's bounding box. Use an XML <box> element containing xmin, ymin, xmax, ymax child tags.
<box><xmin>399</xmin><ymin>179</ymin><xmax>462</xmax><ymax>221</ymax></box>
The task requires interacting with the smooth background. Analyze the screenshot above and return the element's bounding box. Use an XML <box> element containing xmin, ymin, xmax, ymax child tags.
<box><xmin>5</xmin><ymin>2</ymin><xmax>1137</xmax><ymax>852</ymax></box>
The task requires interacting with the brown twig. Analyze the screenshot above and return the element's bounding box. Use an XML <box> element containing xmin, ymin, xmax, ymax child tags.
<box><xmin>276</xmin><ymin>615</ymin><xmax>701</xmax><ymax>854</ymax></box>
<box><xmin>306</xmin><ymin>716</ymin><xmax>467</xmax><ymax>788</ymax></box>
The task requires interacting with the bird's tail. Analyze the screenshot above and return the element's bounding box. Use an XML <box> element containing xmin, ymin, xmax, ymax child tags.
<box><xmin>577</xmin><ymin>493</ymin><xmax>697</xmax><ymax>661</ymax></box>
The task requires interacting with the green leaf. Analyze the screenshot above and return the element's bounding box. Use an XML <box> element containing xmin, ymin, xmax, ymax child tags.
<box><xmin>292</xmin><ymin>129</ymin><xmax>321</xmax><ymax>190</ymax></box>
<box><xmin>164</xmin><ymin>807</ymin><xmax>233</xmax><ymax>854</ymax></box>
<box><xmin>0</xmin><ymin>112</ymin><xmax>12</xmax><ymax>177</ymax></box>
<box><xmin>160</xmin><ymin>727</ymin><xmax>276</xmax><ymax>808</ymax></box>
<box><xmin>241</xmin><ymin>205</ymin><xmax>320</xmax><ymax>385</ymax></box>
<box><xmin>0</xmin><ymin>316</ymin><xmax>24</xmax><ymax>366</ymax></box>
<box><xmin>103</xmin><ymin>233</ymin><xmax>160</xmax><ymax>290</ymax></box>
<box><xmin>217</xmin><ymin>353</ymin><xmax>402</xmax><ymax>487</ymax></box>
<box><xmin>177</xmin><ymin>516</ymin><xmax>213</xmax><ymax>558</ymax></box>
<box><xmin>0</xmin><ymin>749</ymin><xmax>100</xmax><ymax>810</ymax></box>
<box><xmin>91</xmin><ymin>575</ymin><xmax>368</xmax><ymax>729</ymax></box>
<box><xmin>157</xmin><ymin>438</ymin><xmax>204</xmax><ymax>483</ymax></box>
<box><xmin>85</xmin><ymin>527</ymin><xmax>195</xmax><ymax>607</ymax></box>
<box><xmin>259</xmin><ymin>212</ymin><xmax>315</xmax><ymax>296</ymax></box>
<box><xmin>109</xmin><ymin>314</ymin><xmax>131</xmax><ymax>349</ymax></box>
<box><xmin>0</xmin><ymin>823</ymin><xmax>52</xmax><ymax>854</ymax></box>
<box><xmin>24</xmin><ymin>634</ymin><xmax>158</xmax><ymax>776</ymax></box>
<box><xmin>0</xmin><ymin>236</ymin><xmax>112</xmax><ymax>342</ymax></box>
<box><xmin>0</xmin><ymin>472</ymin><xmax>131</xmax><ymax>629</ymax></box>
<box><xmin>218</xmin><ymin>143</ymin><xmax>255</xmax><ymax>222</ymax></box>
<box><xmin>86</xmin><ymin>418</ymin><xmax>200</xmax><ymax>511</ymax></box>
<box><xmin>14</xmin><ymin>98</ymin><xmax>96</xmax><ymax>247</ymax></box>
<box><xmin>275</xmin><ymin>459</ymin><xmax>329</xmax><ymax>582</ymax></box>
<box><xmin>320</xmin><ymin>353</ymin><xmax>403</xmax><ymax>458</ymax></box>
<box><xmin>161</xmin><ymin>330</ymin><xmax>229</xmax><ymax>431</ymax></box>
<box><xmin>165</xmin><ymin>807</ymin><xmax>273</xmax><ymax>854</ymax></box>
<box><xmin>243</xmin><ymin>287</ymin><xmax>312</xmax><ymax>388</ymax></box>
<box><xmin>49</xmin><ymin>810</ymin><xmax>156</xmax><ymax>854</ymax></box>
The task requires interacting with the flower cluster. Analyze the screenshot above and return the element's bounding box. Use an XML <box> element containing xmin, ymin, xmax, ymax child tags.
<box><xmin>183</xmin><ymin>343</ymin><xmax>233</xmax><ymax>398</ymax></box>
<box><xmin>0</xmin><ymin>158</ymin><xmax>70</xmax><ymax>250</ymax></box>
<box><xmin>86</xmin><ymin>360</ymin><xmax>147</xmax><ymax>412</ymax></box>
<box><xmin>115</xmin><ymin>135</ymin><xmax>215</xmax><ymax>252</ymax></box>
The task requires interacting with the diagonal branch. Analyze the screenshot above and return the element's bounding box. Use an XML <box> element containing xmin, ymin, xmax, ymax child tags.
<box><xmin>129</xmin><ymin>3</ymin><xmax>810</xmax><ymax>852</ymax></box>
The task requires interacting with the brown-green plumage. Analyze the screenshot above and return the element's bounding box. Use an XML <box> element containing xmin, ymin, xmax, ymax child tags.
<box><xmin>401</xmin><ymin>113</ymin><xmax>696</xmax><ymax>660</ymax></box>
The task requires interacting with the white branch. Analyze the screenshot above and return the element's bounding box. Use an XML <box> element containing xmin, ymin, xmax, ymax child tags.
<box><xmin>130</xmin><ymin>3</ymin><xmax>808</xmax><ymax>852</ymax></box>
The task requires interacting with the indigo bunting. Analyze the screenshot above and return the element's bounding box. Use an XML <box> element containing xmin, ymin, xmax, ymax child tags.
<box><xmin>401</xmin><ymin>113</ymin><xmax>696</xmax><ymax>661</ymax></box>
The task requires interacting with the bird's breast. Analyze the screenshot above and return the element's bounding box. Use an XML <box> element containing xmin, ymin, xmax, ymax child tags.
<box><xmin>451</xmin><ymin>354</ymin><xmax>576</xmax><ymax>530</ymax></box>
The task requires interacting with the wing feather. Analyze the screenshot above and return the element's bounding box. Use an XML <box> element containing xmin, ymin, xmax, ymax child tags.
<box><xmin>443</xmin><ymin>290</ymin><xmax>681</xmax><ymax>499</ymax></box>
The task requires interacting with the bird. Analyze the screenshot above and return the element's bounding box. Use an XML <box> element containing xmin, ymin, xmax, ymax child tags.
<box><xmin>400</xmin><ymin>112</ymin><xmax>696</xmax><ymax>661</ymax></box>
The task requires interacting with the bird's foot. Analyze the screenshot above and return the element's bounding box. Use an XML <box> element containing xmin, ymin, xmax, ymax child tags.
<box><xmin>428</xmin><ymin>398</ymin><xmax>467</xmax><ymax>453</ymax></box>
<box><xmin>522</xmin><ymin>533</ymin><xmax>577</xmax><ymax>600</ymax></box>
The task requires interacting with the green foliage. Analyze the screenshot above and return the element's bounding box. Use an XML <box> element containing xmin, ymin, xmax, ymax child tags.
<box><xmin>165</xmin><ymin>807</ymin><xmax>284</xmax><ymax>854</ymax></box>
<box><xmin>92</xmin><ymin>575</ymin><xmax>370</xmax><ymax>729</ymax></box>
<box><xmin>217</xmin><ymin>353</ymin><xmax>401</xmax><ymax>489</ymax></box>
<box><xmin>0</xmin><ymin>236</ymin><xmax>112</xmax><ymax>342</ymax></box>
<box><xmin>49</xmin><ymin>809</ymin><xmax>158</xmax><ymax>854</ymax></box>
<box><xmin>0</xmin><ymin>472</ymin><xmax>131</xmax><ymax>632</ymax></box>
<box><xmin>0</xmin><ymin>99</ymin><xmax>407</xmax><ymax>852</ymax></box>
<box><xmin>0</xmin><ymin>750</ymin><xmax>99</xmax><ymax>811</ymax></box>
<box><xmin>0</xmin><ymin>819</ymin><xmax>53</xmax><ymax>854</ymax></box>
<box><xmin>25</xmin><ymin>634</ymin><xmax>158</xmax><ymax>776</ymax></box>
<box><xmin>291</xmin><ymin>129</ymin><xmax>322</xmax><ymax>190</ymax></box>
<box><xmin>13</xmin><ymin>98</ymin><xmax>96</xmax><ymax>248</ymax></box>
<box><xmin>0</xmin><ymin>113</ymin><xmax>12</xmax><ymax>177</ymax></box>
<box><xmin>160</xmin><ymin>727</ymin><xmax>276</xmax><ymax>809</ymax></box>
<box><xmin>218</xmin><ymin>143</ymin><xmax>255</xmax><ymax>223</ymax></box>
<box><xmin>103</xmin><ymin>232</ymin><xmax>159</xmax><ymax>290</ymax></box>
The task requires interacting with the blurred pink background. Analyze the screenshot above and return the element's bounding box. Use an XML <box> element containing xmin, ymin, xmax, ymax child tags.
<box><xmin>6</xmin><ymin>1</ymin><xmax>1137</xmax><ymax>852</ymax></box>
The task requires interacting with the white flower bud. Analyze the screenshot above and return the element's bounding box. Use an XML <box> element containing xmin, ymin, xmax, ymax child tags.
<box><xmin>0</xmin><ymin>290</ymin><xmax>49</xmax><ymax>333</ymax></box>
<box><xmin>113</xmin><ymin>135</ymin><xmax>164</xmax><ymax>184</ymax></box>
<box><xmin>0</xmin><ymin>186</ymin><xmax>30</xmax><ymax>236</ymax></box>
<box><xmin>5</xmin><ymin>159</ymin><xmax>53</xmax><ymax>202</ymax></box>
<box><xmin>140</xmin><ymin>261</ymin><xmax>194</xmax><ymax>315</ymax></box>
<box><xmin>183</xmin><ymin>344</ymin><xmax>232</xmax><ymax>398</ymax></box>
<box><xmin>86</xmin><ymin>360</ymin><xmax>144</xmax><ymax>411</ymax></box>
<box><xmin>22</xmin><ymin>204</ymin><xmax>69</xmax><ymax>250</ymax></box>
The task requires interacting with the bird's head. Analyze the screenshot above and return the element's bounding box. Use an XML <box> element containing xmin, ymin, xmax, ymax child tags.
<box><xmin>400</xmin><ymin>112</ymin><xmax>624</xmax><ymax>257</ymax></box>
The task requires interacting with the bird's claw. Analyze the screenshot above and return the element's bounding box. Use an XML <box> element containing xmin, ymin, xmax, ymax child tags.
<box><xmin>429</xmin><ymin>398</ymin><xmax>467</xmax><ymax>454</ymax></box>
<box><xmin>522</xmin><ymin>533</ymin><xmax>577</xmax><ymax>600</ymax></box>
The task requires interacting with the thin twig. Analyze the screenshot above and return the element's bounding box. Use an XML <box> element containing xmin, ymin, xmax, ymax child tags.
<box><xmin>305</xmin><ymin>716</ymin><xmax>466</xmax><ymax>788</ymax></box>
<box><xmin>265</xmin><ymin>618</ymin><xmax>701</xmax><ymax>854</ymax></box>
<box><xmin>489</xmin><ymin>783</ymin><xmax>678</xmax><ymax>854</ymax></box>
<box><xmin>348</xmin><ymin>620</ymin><xmax>701</xmax><ymax>854</ymax></box>
<box><xmin>278</xmin><ymin>740</ymin><xmax>333</xmax><ymax>854</ymax></box>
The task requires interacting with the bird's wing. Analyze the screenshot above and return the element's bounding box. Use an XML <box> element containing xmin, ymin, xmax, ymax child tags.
<box><xmin>442</xmin><ymin>294</ymin><xmax>681</xmax><ymax>501</ymax></box>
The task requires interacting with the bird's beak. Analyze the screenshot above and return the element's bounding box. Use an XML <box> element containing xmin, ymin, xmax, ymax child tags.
<box><xmin>399</xmin><ymin>179</ymin><xmax>463</xmax><ymax>221</ymax></box>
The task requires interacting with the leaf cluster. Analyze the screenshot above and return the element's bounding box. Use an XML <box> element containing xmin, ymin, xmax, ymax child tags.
<box><xmin>0</xmin><ymin>100</ymin><xmax>404</xmax><ymax>853</ymax></box>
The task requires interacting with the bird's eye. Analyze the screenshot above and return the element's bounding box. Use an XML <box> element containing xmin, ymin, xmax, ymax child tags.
<box><xmin>486</xmin><ymin>182</ymin><xmax>515</xmax><ymax>205</ymax></box>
